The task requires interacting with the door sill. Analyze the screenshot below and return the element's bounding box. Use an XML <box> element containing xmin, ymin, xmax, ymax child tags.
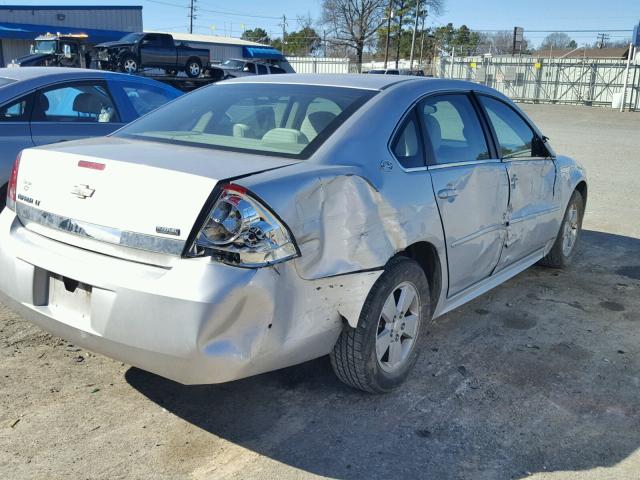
<box><xmin>434</xmin><ymin>247</ymin><xmax>545</xmax><ymax>318</ymax></box>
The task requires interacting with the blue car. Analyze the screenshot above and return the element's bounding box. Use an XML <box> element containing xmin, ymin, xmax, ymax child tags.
<box><xmin>0</xmin><ymin>67</ymin><xmax>181</xmax><ymax>210</ymax></box>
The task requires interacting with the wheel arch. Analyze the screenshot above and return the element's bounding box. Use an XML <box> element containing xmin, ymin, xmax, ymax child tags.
<box><xmin>575</xmin><ymin>180</ymin><xmax>587</xmax><ymax>209</ymax></box>
<box><xmin>398</xmin><ymin>241</ymin><xmax>443</xmax><ymax>316</ymax></box>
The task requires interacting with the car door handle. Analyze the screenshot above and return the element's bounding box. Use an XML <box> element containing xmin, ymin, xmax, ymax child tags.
<box><xmin>437</xmin><ymin>188</ymin><xmax>458</xmax><ymax>200</ymax></box>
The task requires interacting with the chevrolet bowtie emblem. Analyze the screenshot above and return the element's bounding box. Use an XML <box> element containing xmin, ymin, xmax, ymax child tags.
<box><xmin>71</xmin><ymin>184</ymin><xmax>95</xmax><ymax>199</ymax></box>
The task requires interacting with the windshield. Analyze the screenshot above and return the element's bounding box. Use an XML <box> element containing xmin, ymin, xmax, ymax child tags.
<box><xmin>119</xmin><ymin>32</ymin><xmax>144</xmax><ymax>43</ymax></box>
<box><xmin>34</xmin><ymin>40</ymin><xmax>56</xmax><ymax>54</ymax></box>
<box><xmin>116</xmin><ymin>83</ymin><xmax>376</xmax><ymax>159</ymax></box>
<box><xmin>221</xmin><ymin>59</ymin><xmax>245</xmax><ymax>70</ymax></box>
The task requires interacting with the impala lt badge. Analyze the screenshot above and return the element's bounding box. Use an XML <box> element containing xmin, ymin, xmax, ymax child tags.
<box><xmin>71</xmin><ymin>184</ymin><xmax>95</xmax><ymax>199</ymax></box>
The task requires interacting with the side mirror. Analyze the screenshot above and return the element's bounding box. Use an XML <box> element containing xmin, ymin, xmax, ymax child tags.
<box><xmin>242</xmin><ymin>66</ymin><xmax>251</xmax><ymax>72</ymax></box>
<box><xmin>532</xmin><ymin>136</ymin><xmax>549</xmax><ymax>158</ymax></box>
<box><xmin>63</xmin><ymin>44</ymin><xmax>72</xmax><ymax>59</ymax></box>
<box><xmin>30</xmin><ymin>44</ymin><xmax>35</xmax><ymax>54</ymax></box>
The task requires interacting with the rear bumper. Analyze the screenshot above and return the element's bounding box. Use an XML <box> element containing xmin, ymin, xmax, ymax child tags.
<box><xmin>0</xmin><ymin>209</ymin><xmax>380</xmax><ymax>384</ymax></box>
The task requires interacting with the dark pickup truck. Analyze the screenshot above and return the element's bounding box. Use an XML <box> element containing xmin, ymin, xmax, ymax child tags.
<box><xmin>95</xmin><ymin>32</ymin><xmax>209</xmax><ymax>78</ymax></box>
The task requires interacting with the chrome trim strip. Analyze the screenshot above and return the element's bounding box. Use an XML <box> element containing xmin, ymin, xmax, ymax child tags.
<box><xmin>428</xmin><ymin>159</ymin><xmax>501</xmax><ymax>170</ymax></box>
<box><xmin>509</xmin><ymin>205</ymin><xmax>561</xmax><ymax>225</ymax></box>
<box><xmin>16</xmin><ymin>203</ymin><xmax>185</xmax><ymax>256</ymax></box>
<box><xmin>450</xmin><ymin>223</ymin><xmax>505</xmax><ymax>248</ymax></box>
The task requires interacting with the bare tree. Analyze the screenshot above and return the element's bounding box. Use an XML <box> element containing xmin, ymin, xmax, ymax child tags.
<box><xmin>322</xmin><ymin>0</ymin><xmax>387</xmax><ymax>70</ymax></box>
<box><xmin>540</xmin><ymin>32</ymin><xmax>574</xmax><ymax>50</ymax></box>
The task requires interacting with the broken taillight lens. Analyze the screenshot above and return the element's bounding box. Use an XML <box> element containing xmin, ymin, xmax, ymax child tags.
<box><xmin>189</xmin><ymin>184</ymin><xmax>299</xmax><ymax>267</ymax></box>
<box><xmin>6</xmin><ymin>152</ymin><xmax>21</xmax><ymax>211</ymax></box>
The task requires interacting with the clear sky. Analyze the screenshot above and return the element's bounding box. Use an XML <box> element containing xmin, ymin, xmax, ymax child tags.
<box><xmin>1</xmin><ymin>0</ymin><xmax>638</xmax><ymax>46</ymax></box>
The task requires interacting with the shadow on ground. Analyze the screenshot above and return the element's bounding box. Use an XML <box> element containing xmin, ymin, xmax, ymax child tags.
<box><xmin>127</xmin><ymin>230</ymin><xmax>640</xmax><ymax>479</ymax></box>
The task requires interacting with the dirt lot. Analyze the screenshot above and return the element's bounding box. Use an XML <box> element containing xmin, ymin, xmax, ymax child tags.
<box><xmin>1</xmin><ymin>104</ymin><xmax>639</xmax><ymax>480</ymax></box>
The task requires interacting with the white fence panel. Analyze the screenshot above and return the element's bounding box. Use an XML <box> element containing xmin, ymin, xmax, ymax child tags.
<box><xmin>287</xmin><ymin>57</ymin><xmax>350</xmax><ymax>74</ymax></box>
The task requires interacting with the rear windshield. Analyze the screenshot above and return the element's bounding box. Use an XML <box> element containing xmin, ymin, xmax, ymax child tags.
<box><xmin>0</xmin><ymin>77</ymin><xmax>16</xmax><ymax>88</ymax></box>
<box><xmin>115</xmin><ymin>83</ymin><xmax>376</xmax><ymax>159</ymax></box>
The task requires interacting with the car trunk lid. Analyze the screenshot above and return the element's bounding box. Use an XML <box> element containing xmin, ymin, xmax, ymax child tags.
<box><xmin>14</xmin><ymin>137</ymin><xmax>295</xmax><ymax>265</ymax></box>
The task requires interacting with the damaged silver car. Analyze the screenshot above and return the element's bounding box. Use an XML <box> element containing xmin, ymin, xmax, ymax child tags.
<box><xmin>0</xmin><ymin>74</ymin><xmax>587</xmax><ymax>392</ymax></box>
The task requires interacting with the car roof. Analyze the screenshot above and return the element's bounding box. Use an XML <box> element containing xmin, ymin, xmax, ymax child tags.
<box><xmin>223</xmin><ymin>73</ymin><xmax>419</xmax><ymax>90</ymax></box>
<box><xmin>222</xmin><ymin>73</ymin><xmax>483</xmax><ymax>92</ymax></box>
<box><xmin>0</xmin><ymin>67</ymin><xmax>180</xmax><ymax>94</ymax></box>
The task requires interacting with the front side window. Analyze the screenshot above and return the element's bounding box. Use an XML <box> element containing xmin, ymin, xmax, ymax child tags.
<box><xmin>33</xmin><ymin>82</ymin><xmax>120</xmax><ymax>123</ymax></box>
<box><xmin>479</xmin><ymin>96</ymin><xmax>541</xmax><ymax>159</ymax></box>
<box><xmin>391</xmin><ymin>113</ymin><xmax>424</xmax><ymax>169</ymax></box>
<box><xmin>142</xmin><ymin>35</ymin><xmax>161</xmax><ymax>48</ymax></box>
<box><xmin>122</xmin><ymin>84</ymin><xmax>178</xmax><ymax>116</ymax></box>
<box><xmin>0</xmin><ymin>94</ymin><xmax>32</xmax><ymax>122</ymax></box>
<box><xmin>257</xmin><ymin>64</ymin><xmax>268</xmax><ymax>75</ymax></box>
<box><xmin>116</xmin><ymin>83</ymin><xmax>375</xmax><ymax>158</ymax></box>
<box><xmin>419</xmin><ymin>94</ymin><xmax>490</xmax><ymax>165</ymax></box>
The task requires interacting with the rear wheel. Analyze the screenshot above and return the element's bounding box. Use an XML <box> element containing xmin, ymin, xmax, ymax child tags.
<box><xmin>185</xmin><ymin>58</ymin><xmax>202</xmax><ymax>78</ymax></box>
<box><xmin>330</xmin><ymin>257</ymin><xmax>430</xmax><ymax>393</ymax></box>
<box><xmin>120</xmin><ymin>54</ymin><xmax>138</xmax><ymax>74</ymax></box>
<box><xmin>540</xmin><ymin>190</ymin><xmax>584</xmax><ymax>268</ymax></box>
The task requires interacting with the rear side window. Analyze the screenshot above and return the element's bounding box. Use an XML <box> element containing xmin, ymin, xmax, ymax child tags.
<box><xmin>0</xmin><ymin>94</ymin><xmax>32</xmax><ymax>122</ymax></box>
<box><xmin>418</xmin><ymin>94</ymin><xmax>490</xmax><ymax>165</ymax></box>
<box><xmin>33</xmin><ymin>82</ymin><xmax>120</xmax><ymax>123</ymax></box>
<box><xmin>270</xmin><ymin>66</ymin><xmax>286</xmax><ymax>74</ymax></box>
<box><xmin>122</xmin><ymin>84</ymin><xmax>178</xmax><ymax>116</ymax></box>
<box><xmin>479</xmin><ymin>96</ymin><xmax>539</xmax><ymax>158</ymax></box>
<box><xmin>391</xmin><ymin>112</ymin><xmax>424</xmax><ymax>169</ymax></box>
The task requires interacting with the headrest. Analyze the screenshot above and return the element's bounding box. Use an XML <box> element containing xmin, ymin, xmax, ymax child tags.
<box><xmin>308</xmin><ymin>111</ymin><xmax>337</xmax><ymax>134</ymax></box>
<box><xmin>262</xmin><ymin>128</ymin><xmax>309</xmax><ymax>145</ymax></box>
<box><xmin>423</xmin><ymin>114</ymin><xmax>441</xmax><ymax>151</ymax></box>
<box><xmin>73</xmin><ymin>93</ymin><xmax>103</xmax><ymax>115</ymax></box>
<box><xmin>36</xmin><ymin>93</ymin><xmax>49</xmax><ymax>112</ymax></box>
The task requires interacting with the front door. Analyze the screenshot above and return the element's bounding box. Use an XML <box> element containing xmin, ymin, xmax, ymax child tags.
<box><xmin>140</xmin><ymin>34</ymin><xmax>171</xmax><ymax>68</ymax></box>
<box><xmin>418</xmin><ymin>93</ymin><xmax>510</xmax><ymax>296</ymax></box>
<box><xmin>30</xmin><ymin>81</ymin><xmax>125</xmax><ymax>146</ymax></box>
<box><xmin>477</xmin><ymin>95</ymin><xmax>558</xmax><ymax>270</ymax></box>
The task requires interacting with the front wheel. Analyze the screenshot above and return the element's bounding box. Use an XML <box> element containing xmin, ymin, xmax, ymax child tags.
<box><xmin>185</xmin><ymin>59</ymin><xmax>202</xmax><ymax>78</ymax></box>
<box><xmin>540</xmin><ymin>190</ymin><xmax>584</xmax><ymax>268</ymax></box>
<box><xmin>330</xmin><ymin>257</ymin><xmax>430</xmax><ymax>393</ymax></box>
<box><xmin>120</xmin><ymin>54</ymin><xmax>138</xmax><ymax>74</ymax></box>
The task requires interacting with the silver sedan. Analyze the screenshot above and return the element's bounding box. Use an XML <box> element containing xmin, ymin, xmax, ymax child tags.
<box><xmin>0</xmin><ymin>74</ymin><xmax>587</xmax><ymax>392</ymax></box>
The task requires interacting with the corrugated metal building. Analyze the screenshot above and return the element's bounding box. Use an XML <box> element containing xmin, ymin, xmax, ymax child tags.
<box><xmin>0</xmin><ymin>5</ymin><xmax>142</xmax><ymax>66</ymax></box>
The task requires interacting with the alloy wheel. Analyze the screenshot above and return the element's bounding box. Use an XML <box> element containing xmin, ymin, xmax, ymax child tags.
<box><xmin>375</xmin><ymin>282</ymin><xmax>420</xmax><ymax>373</ymax></box>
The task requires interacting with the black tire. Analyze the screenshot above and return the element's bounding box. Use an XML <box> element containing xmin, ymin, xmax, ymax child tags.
<box><xmin>185</xmin><ymin>58</ymin><xmax>202</xmax><ymax>78</ymax></box>
<box><xmin>119</xmin><ymin>54</ymin><xmax>138</xmax><ymax>74</ymax></box>
<box><xmin>539</xmin><ymin>190</ymin><xmax>584</xmax><ymax>268</ymax></box>
<box><xmin>330</xmin><ymin>256</ymin><xmax>430</xmax><ymax>393</ymax></box>
<box><xmin>0</xmin><ymin>183</ymin><xmax>6</xmax><ymax>212</ymax></box>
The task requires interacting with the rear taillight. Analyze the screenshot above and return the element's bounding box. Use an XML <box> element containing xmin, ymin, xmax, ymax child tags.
<box><xmin>6</xmin><ymin>152</ymin><xmax>21</xmax><ymax>211</ymax></box>
<box><xmin>188</xmin><ymin>184</ymin><xmax>299</xmax><ymax>267</ymax></box>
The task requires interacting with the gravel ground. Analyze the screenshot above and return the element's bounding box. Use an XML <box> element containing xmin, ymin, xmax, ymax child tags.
<box><xmin>1</xmin><ymin>104</ymin><xmax>639</xmax><ymax>480</ymax></box>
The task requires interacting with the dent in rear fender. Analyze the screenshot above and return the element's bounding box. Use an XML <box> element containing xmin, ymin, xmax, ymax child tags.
<box><xmin>239</xmin><ymin>163</ymin><xmax>447</xmax><ymax>324</ymax></box>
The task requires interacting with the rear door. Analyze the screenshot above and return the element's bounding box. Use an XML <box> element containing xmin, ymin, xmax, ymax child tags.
<box><xmin>30</xmin><ymin>80</ymin><xmax>126</xmax><ymax>146</ymax></box>
<box><xmin>419</xmin><ymin>93</ymin><xmax>509</xmax><ymax>296</ymax></box>
<box><xmin>477</xmin><ymin>95</ymin><xmax>558</xmax><ymax>270</ymax></box>
<box><xmin>0</xmin><ymin>93</ymin><xmax>35</xmax><ymax>185</ymax></box>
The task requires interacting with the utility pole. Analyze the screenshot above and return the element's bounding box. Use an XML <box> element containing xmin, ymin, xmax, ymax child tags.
<box><xmin>409</xmin><ymin>0</ymin><xmax>421</xmax><ymax>70</ymax></box>
<box><xmin>418</xmin><ymin>7</ymin><xmax>427</xmax><ymax>67</ymax></box>
<box><xmin>189</xmin><ymin>0</ymin><xmax>197</xmax><ymax>34</ymax></box>
<box><xmin>280</xmin><ymin>14</ymin><xmax>287</xmax><ymax>55</ymax></box>
<box><xmin>596</xmin><ymin>33</ymin><xmax>609</xmax><ymax>48</ymax></box>
<box><xmin>384</xmin><ymin>1</ymin><xmax>393</xmax><ymax>68</ymax></box>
